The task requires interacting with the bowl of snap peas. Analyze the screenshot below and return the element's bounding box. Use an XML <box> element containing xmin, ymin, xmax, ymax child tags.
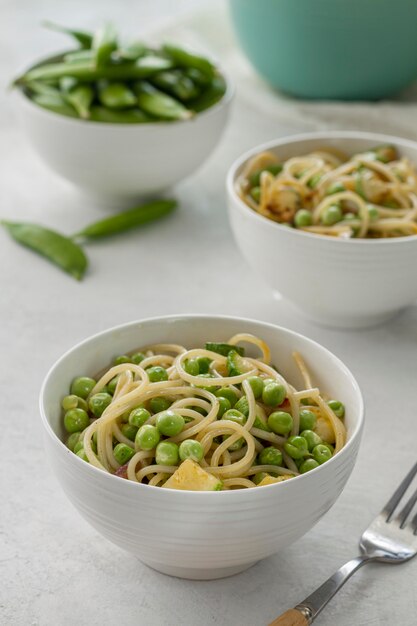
<box><xmin>13</xmin><ymin>22</ymin><xmax>233</xmax><ymax>201</ymax></box>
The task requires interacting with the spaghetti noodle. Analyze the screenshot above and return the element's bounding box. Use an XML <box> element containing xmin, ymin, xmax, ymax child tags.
<box><xmin>62</xmin><ymin>334</ymin><xmax>347</xmax><ymax>490</ymax></box>
<box><xmin>237</xmin><ymin>144</ymin><xmax>417</xmax><ymax>238</ymax></box>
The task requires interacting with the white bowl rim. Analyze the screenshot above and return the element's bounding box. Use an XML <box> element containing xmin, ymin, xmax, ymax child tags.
<box><xmin>15</xmin><ymin>49</ymin><xmax>234</xmax><ymax>130</ymax></box>
<box><xmin>227</xmin><ymin>130</ymin><xmax>417</xmax><ymax>245</ymax></box>
<box><xmin>39</xmin><ymin>314</ymin><xmax>364</xmax><ymax>497</ymax></box>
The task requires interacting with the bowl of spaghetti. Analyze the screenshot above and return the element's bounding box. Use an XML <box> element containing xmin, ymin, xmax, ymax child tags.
<box><xmin>40</xmin><ymin>315</ymin><xmax>363</xmax><ymax>579</ymax></box>
<box><xmin>227</xmin><ymin>131</ymin><xmax>417</xmax><ymax>328</ymax></box>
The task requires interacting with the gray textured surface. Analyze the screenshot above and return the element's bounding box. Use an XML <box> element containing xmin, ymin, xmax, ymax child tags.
<box><xmin>1</xmin><ymin>1</ymin><xmax>417</xmax><ymax>625</ymax></box>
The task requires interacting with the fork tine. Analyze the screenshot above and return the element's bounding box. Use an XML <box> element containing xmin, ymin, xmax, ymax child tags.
<box><xmin>383</xmin><ymin>461</ymin><xmax>417</xmax><ymax>522</ymax></box>
<box><xmin>397</xmin><ymin>487</ymin><xmax>417</xmax><ymax>528</ymax></box>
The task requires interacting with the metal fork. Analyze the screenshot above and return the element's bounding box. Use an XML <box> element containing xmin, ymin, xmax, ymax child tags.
<box><xmin>269</xmin><ymin>462</ymin><xmax>417</xmax><ymax>626</ymax></box>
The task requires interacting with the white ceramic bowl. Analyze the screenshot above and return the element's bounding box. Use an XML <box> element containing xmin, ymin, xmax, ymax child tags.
<box><xmin>16</xmin><ymin>67</ymin><xmax>232</xmax><ymax>203</ymax></box>
<box><xmin>227</xmin><ymin>131</ymin><xmax>417</xmax><ymax>329</ymax></box>
<box><xmin>40</xmin><ymin>315</ymin><xmax>364</xmax><ymax>580</ymax></box>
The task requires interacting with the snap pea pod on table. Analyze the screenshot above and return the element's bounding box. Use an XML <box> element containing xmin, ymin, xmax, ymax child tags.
<box><xmin>1</xmin><ymin>199</ymin><xmax>177</xmax><ymax>280</ymax></box>
<box><xmin>14</xmin><ymin>22</ymin><xmax>227</xmax><ymax>123</ymax></box>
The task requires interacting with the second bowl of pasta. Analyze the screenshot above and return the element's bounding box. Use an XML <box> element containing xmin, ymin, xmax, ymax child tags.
<box><xmin>40</xmin><ymin>315</ymin><xmax>363</xmax><ymax>579</ymax></box>
<box><xmin>227</xmin><ymin>131</ymin><xmax>417</xmax><ymax>328</ymax></box>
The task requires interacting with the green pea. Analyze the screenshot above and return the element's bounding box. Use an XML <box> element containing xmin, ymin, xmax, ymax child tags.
<box><xmin>253</xmin><ymin>413</ymin><xmax>271</xmax><ymax>432</ymax></box>
<box><xmin>114</xmin><ymin>355</ymin><xmax>131</xmax><ymax>365</ymax></box>
<box><xmin>215</xmin><ymin>387</ymin><xmax>238</xmax><ymax>407</ymax></box>
<box><xmin>195</xmin><ymin>373</ymin><xmax>218</xmax><ymax>393</ymax></box>
<box><xmin>156</xmin><ymin>411</ymin><xmax>185</xmax><ymax>436</ymax></box>
<box><xmin>313</xmin><ymin>444</ymin><xmax>333</xmax><ymax>464</ymax></box>
<box><xmin>294</xmin><ymin>209</ymin><xmax>313</xmax><ymax>228</ymax></box>
<box><xmin>326</xmin><ymin>182</ymin><xmax>345</xmax><ymax>195</ymax></box>
<box><xmin>196</xmin><ymin>357</ymin><xmax>211</xmax><ymax>374</ymax></box>
<box><xmin>61</xmin><ymin>394</ymin><xmax>88</xmax><ymax>412</ymax></box>
<box><xmin>249</xmin><ymin>163</ymin><xmax>283</xmax><ymax>187</ymax></box>
<box><xmin>107</xmin><ymin>376</ymin><xmax>119</xmax><ymax>395</ymax></box>
<box><xmin>284</xmin><ymin>435</ymin><xmax>309</xmax><ymax>460</ymax></box>
<box><xmin>70</xmin><ymin>376</ymin><xmax>96</xmax><ymax>399</ymax></box>
<box><xmin>250</xmin><ymin>186</ymin><xmax>261</xmax><ymax>203</ymax></box>
<box><xmin>247</xmin><ymin>376</ymin><xmax>264</xmax><ymax>399</ymax></box>
<box><xmin>234</xmin><ymin>396</ymin><xmax>249</xmax><ymax>417</ymax></box>
<box><xmin>155</xmin><ymin>441</ymin><xmax>179</xmax><ymax>465</ymax></box>
<box><xmin>114</xmin><ymin>443</ymin><xmax>135</xmax><ymax>465</ymax></box>
<box><xmin>321</xmin><ymin>204</ymin><xmax>343</xmax><ymax>226</ymax></box>
<box><xmin>300</xmin><ymin>397</ymin><xmax>317</xmax><ymax>407</ymax></box>
<box><xmin>217</xmin><ymin>396</ymin><xmax>231</xmax><ymax>418</ymax></box>
<box><xmin>259</xmin><ymin>447</ymin><xmax>283</xmax><ymax>466</ymax></box>
<box><xmin>75</xmin><ymin>448</ymin><xmax>89</xmax><ymax>462</ymax></box>
<box><xmin>184</xmin><ymin>358</ymin><xmax>200</xmax><ymax>376</ymax></box>
<box><xmin>253</xmin><ymin>472</ymin><xmax>269</xmax><ymax>485</ymax></box>
<box><xmin>121</xmin><ymin>424</ymin><xmax>138</xmax><ymax>441</ymax></box>
<box><xmin>300</xmin><ymin>458</ymin><xmax>320</xmax><ymax>474</ymax></box>
<box><xmin>367</xmin><ymin>204</ymin><xmax>379</xmax><ymax>221</ymax></box>
<box><xmin>300</xmin><ymin>429</ymin><xmax>322</xmax><ymax>451</ymax></box>
<box><xmin>323</xmin><ymin>443</ymin><xmax>335</xmax><ymax>455</ymax></box>
<box><xmin>66</xmin><ymin>431</ymin><xmax>82</xmax><ymax>451</ymax></box>
<box><xmin>327</xmin><ymin>400</ymin><xmax>345</xmax><ymax>418</ymax></box>
<box><xmin>131</xmin><ymin>352</ymin><xmax>145</xmax><ymax>364</ymax></box>
<box><xmin>88</xmin><ymin>392</ymin><xmax>112</xmax><ymax>417</ymax></box>
<box><xmin>299</xmin><ymin>409</ymin><xmax>316</xmax><ymax>431</ymax></box>
<box><xmin>262</xmin><ymin>382</ymin><xmax>286</xmax><ymax>407</ymax></box>
<box><xmin>307</xmin><ymin>173</ymin><xmax>322</xmax><ymax>189</ymax></box>
<box><xmin>179</xmin><ymin>439</ymin><xmax>204</xmax><ymax>462</ymax></box>
<box><xmin>135</xmin><ymin>424</ymin><xmax>160</xmax><ymax>450</ymax></box>
<box><xmin>268</xmin><ymin>411</ymin><xmax>293</xmax><ymax>435</ymax></box>
<box><xmin>146</xmin><ymin>366</ymin><xmax>168</xmax><ymax>382</ymax></box>
<box><xmin>129</xmin><ymin>407</ymin><xmax>151</xmax><ymax>428</ymax></box>
<box><xmin>64</xmin><ymin>408</ymin><xmax>90</xmax><ymax>433</ymax></box>
<box><xmin>149</xmin><ymin>397</ymin><xmax>171</xmax><ymax>413</ymax></box>
<box><xmin>73</xmin><ymin>440</ymin><xmax>85</xmax><ymax>454</ymax></box>
<box><xmin>222</xmin><ymin>409</ymin><xmax>246</xmax><ymax>426</ymax></box>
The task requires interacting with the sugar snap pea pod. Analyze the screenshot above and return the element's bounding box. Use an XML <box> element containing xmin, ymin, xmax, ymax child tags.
<box><xmin>65</xmin><ymin>84</ymin><xmax>94</xmax><ymax>118</ymax></box>
<box><xmin>17</xmin><ymin>55</ymin><xmax>173</xmax><ymax>84</ymax></box>
<box><xmin>188</xmin><ymin>74</ymin><xmax>226</xmax><ymax>113</ymax></box>
<box><xmin>162</xmin><ymin>43</ymin><xmax>215</xmax><ymax>79</ymax></box>
<box><xmin>73</xmin><ymin>199</ymin><xmax>177</xmax><ymax>239</ymax></box>
<box><xmin>89</xmin><ymin>106</ymin><xmax>150</xmax><ymax>123</ymax></box>
<box><xmin>32</xmin><ymin>93</ymin><xmax>78</xmax><ymax>118</ymax></box>
<box><xmin>64</xmin><ymin>50</ymin><xmax>95</xmax><ymax>64</ymax></box>
<box><xmin>134</xmin><ymin>81</ymin><xmax>192</xmax><ymax>121</ymax></box>
<box><xmin>26</xmin><ymin>80</ymin><xmax>62</xmax><ymax>97</ymax></box>
<box><xmin>116</xmin><ymin>42</ymin><xmax>147</xmax><ymax>61</ymax></box>
<box><xmin>151</xmin><ymin>70</ymin><xmax>199</xmax><ymax>101</ymax></box>
<box><xmin>1</xmin><ymin>221</ymin><xmax>88</xmax><ymax>280</ymax></box>
<box><xmin>185</xmin><ymin>67</ymin><xmax>211</xmax><ymax>86</ymax></box>
<box><xmin>98</xmin><ymin>82</ymin><xmax>136</xmax><ymax>109</ymax></box>
<box><xmin>42</xmin><ymin>21</ymin><xmax>93</xmax><ymax>49</ymax></box>
<box><xmin>92</xmin><ymin>23</ymin><xmax>118</xmax><ymax>67</ymax></box>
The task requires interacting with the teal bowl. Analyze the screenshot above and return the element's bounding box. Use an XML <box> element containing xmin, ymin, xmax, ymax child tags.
<box><xmin>229</xmin><ymin>0</ymin><xmax>417</xmax><ymax>100</ymax></box>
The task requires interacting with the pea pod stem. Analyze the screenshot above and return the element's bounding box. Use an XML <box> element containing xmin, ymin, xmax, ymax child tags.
<box><xmin>72</xmin><ymin>199</ymin><xmax>177</xmax><ymax>240</ymax></box>
<box><xmin>42</xmin><ymin>20</ymin><xmax>93</xmax><ymax>49</ymax></box>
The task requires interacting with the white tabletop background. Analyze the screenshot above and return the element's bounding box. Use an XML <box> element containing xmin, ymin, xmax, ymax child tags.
<box><xmin>1</xmin><ymin>1</ymin><xmax>416</xmax><ymax>625</ymax></box>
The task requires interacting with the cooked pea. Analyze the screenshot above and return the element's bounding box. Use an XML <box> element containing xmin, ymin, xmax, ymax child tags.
<box><xmin>300</xmin><ymin>458</ymin><xmax>320</xmax><ymax>474</ymax></box>
<box><xmin>107</xmin><ymin>376</ymin><xmax>119</xmax><ymax>395</ymax></box>
<box><xmin>268</xmin><ymin>411</ymin><xmax>293</xmax><ymax>435</ymax></box>
<box><xmin>284</xmin><ymin>435</ymin><xmax>309</xmax><ymax>459</ymax></box>
<box><xmin>64</xmin><ymin>408</ymin><xmax>89</xmax><ymax>433</ymax></box>
<box><xmin>215</xmin><ymin>387</ymin><xmax>238</xmax><ymax>406</ymax></box>
<box><xmin>327</xmin><ymin>400</ymin><xmax>345</xmax><ymax>418</ymax></box>
<box><xmin>321</xmin><ymin>204</ymin><xmax>343</xmax><ymax>226</ymax></box>
<box><xmin>249</xmin><ymin>163</ymin><xmax>283</xmax><ymax>187</ymax></box>
<box><xmin>300</xmin><ymin>429</ymin><xmax>322</xmax><ymax>451</ymax></box>
<box><xmin>299</xmin><ymin>409</ymin><xmax>316</xmax><ymax>431</ymax></box>
<box><xmin>88</xmin><ymin>392</ymin><xmax>112</xmax><ymax>417</ymax></box>
<box><xmin>121</xmin><ymin>424</ymin><xmax>138</xmax><ymax>441</ymax></box>
<box><xmin>259</xmin><ymin>447</ymin><xmax>283</xmax><ymax>466</ymax></box>
<box><xmin>250</xmin><ymin>186</ymin><xmax>261</xmax><ymax>203</ymax></box>
<box><xmin>146</xmin><ymin>366</ymin><xmax>168</xmax><ymax>382</ymax></box>
<box><xmin>114</xmin><ymin>443</ymin><xmax>135</xmax><ymax>465</ymax></box>
<box><xmin>307</xmin><ymin>173</ymin><xmax>322</xmax><ymax>189</ymax></box>
<box><xmin>129</xmin><ymin>407</ymin><xmax>151</xmax><ymax>428</ymax></box>
<box><xmin>131</xmin><ymin>352</ymin><xmax>145</xmax><ymax>364</ymax></box>
<box><xmin>61</xmin><ymin>394</ymin><xmax>88</xmax><ymax>412</ymax></box>
<box><xmin>184</xmin><ymin>358</ymin><xmax>200</xmax><ymax>376</ymax></box>
<box><xmin>234</xmin><ymin>396</ymin><xmax>249</xmax><ymax>417</ymax></box>
<box><xmin>70</xmin><ymin>376</ymin><xmax>96</xmax><ymax>399</ymax></box>
<box><xmin>76</xmin><ymin>448</ymin><xmax>89</xmax><ymax>462</ymax></box>
<box><xmin>217</xmin><ymin>396</ymin><xmax>231</xmax><ymax>418</ymax></box>
<box><xmin>149</xmin><ymin>397</ymin><xmax>171</xmax><ymax>413</ymax></box>
<box><xmin>156</xmin><ymin>410</ymin><xmax>185</xmax><ymax>436</ymax></box>
<box><xmin>294</xmin><ymin>209</ymin><xmax>312</xmax><ymax>228</ymax></box>
<box><xmin>73</xmin><ymin>440</ymin><xmax>84</xmax><ymax>454</ymax></box>
<box><xmin>114</xmin><ymin>355</ymin><xmax>131</xmax><ymax>365</ymax></box>
<box><xmin>326</xmin><ymin>182</ymin><xmax>345</xmax><ymax>195</ymax></box>
<box><xmin>247</xmin><ymin>376</ymin><xmax>264</xmax><ymax>399</ymax></box>
<box><xmin>66</xmin><ymin>431</ymin><xmax>82</xmax><ymax>451</ymax></box>
<box><xmin>313</xmin><ymin>444</ymin><xmax>333</xmax><ymax>464</ymax></box>
<box><xmin>222</xmin><ymin>409</ymin><xmax>245</xmax><ymax>451</ymax></box>
<box><xmin>179</xmin><ymin>439</ymin><xmax>204</xmax><ymax>462</ymax></box>
<box><xmin>135</xmin><ymin>424</ymin><xmax>160</xmax><ymax>450</ymax></box>
<box><xmin>253</xmin><ymin>472</ymin><xmax>269</xmax><ymax>485</ymax></box>
<box><xmin>155</xmin><ymin>441</ymin><xmax>179</xmax><ymax>465</ymax></box>
<box><xmin>262</xmin><ymin>382</ymin><xmax>286</xmax><ymax>406</ymax></box>
<box><xmin>196</xmin><ymin>357</ymin><xmax>211</xmax><ymax>374</ymax></box>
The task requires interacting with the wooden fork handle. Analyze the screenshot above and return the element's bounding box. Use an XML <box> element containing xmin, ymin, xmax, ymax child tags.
<box><xmin>268</xmin><ymin>608</ymin><xmax>309</xmax><ymax>626</ymax></box>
